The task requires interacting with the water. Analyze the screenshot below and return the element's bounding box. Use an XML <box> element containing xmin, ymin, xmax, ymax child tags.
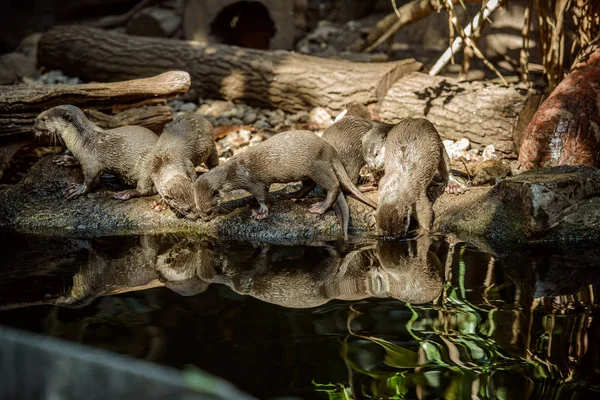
<box><xmin>1</xmin><ymin>232</ymin><xmax>599</xmax><ymax>399</ymax></box>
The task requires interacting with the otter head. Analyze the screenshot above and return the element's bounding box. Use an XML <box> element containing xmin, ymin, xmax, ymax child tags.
<box><xmin>374</xmin><ymin>238</ymin><xmax>443</xmax><ymax>304</ymax></box>
<box><xmin>362</xmin><ymin>133</ymin><xmax>386</xmax><ymax>175</ymax></box>
<box><xmin>34</xmin><ymin>105</ymin><xmax>88</xmax><ymax>145</ymax></box>
<box><xmin>193</xmin><ymin>173</ymin><xmax>220</xmax><ymax>221</ymax></box>
<box><xmin>375</xmin><ymin>201</ymin><xmax>412</xmax><ymax>238</ymax></box>
<box><xmin>160</xmin><ymin>174</ymin><xmax>200</xmax><ymax>220</ymax></box>
<box><xmin>344</xmin><ymin>102</ymin><xmax>371</xmax><ymax>119</ymax></box>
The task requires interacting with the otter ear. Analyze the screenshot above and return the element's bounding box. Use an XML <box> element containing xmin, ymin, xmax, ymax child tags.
<box><xmin>62</xmin><ymin>112</ymin><xmax>72</xmax><ymax>123</ymax></box>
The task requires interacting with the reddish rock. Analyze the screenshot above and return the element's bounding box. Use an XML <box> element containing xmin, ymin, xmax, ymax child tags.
<box><xmin>518</xmin><ymin>45</ymin><xmax>600</xmax><ymax>170</ymax></box>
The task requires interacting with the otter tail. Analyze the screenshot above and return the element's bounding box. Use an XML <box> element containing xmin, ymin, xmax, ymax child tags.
<box><xmin>332</xmin><ymin>158</ymin><xmax>378</xmax><ymax>209</ymax></box>
<box><xmin>332</xmin><ymin>191</ymin><xmax>350</xmax><ymax>239</ymax></box>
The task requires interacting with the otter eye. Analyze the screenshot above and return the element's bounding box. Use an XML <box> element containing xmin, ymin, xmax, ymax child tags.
<box><xmin>42</xmin><ymin>117</ymin><xmax>47</xmax><ymax>122</ymax></box>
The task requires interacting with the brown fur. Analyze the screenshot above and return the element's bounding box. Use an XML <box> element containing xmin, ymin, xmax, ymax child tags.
<box><xmin>149</xmin><ymin>113</ymin><xmax>219</xmax><ymax>219</ymax></box>
<box><xmin>34</xmin><ymin>105</ymin><xmax>158</xmax><ymax>200</ymax></box>
<box><xmin>374</xmin><ymin>236</ymin><xmax>443</xmax><ymax>304</ymax></box>
<box><xmin>193</xmin><ymin>130</ymin><xmax>377</xmax><ymax>238</ymax></box>
<box><xmin>376</xmin><ymin>118</ymin><xmax>462</xmax><ymax>237</ymax></box>
<box><xmin>319</xmin><ymin>104</ymin><xmax>393</xmax><ymax>185</ymax></box>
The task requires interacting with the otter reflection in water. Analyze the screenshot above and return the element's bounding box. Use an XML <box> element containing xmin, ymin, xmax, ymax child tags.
<box><xmin>0</xmin><ymin>234</ymin><xmax>444</xmax><ymax>310</ymax></box>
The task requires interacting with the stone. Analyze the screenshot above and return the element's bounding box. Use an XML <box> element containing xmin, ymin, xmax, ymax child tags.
<box><xmin>308</xmin><ymin>107</ymin><xmax>333</xmax><ymax>129</ymax></box>
<box><xmin>472</xmin><ymin>160</ymin><xmax>511</xmax><ymax>186</ymax></box>
<box><xmin>435</xmin><ymin>165</ymin><xmax>600</xmax><ymax>244</ymax></box>
<box><xmin>482</xmin><ymin>144</ymin><xmax>497</xmax><ymax>161</ymax></box>
<box><xmin>243</xmin><ymin>112</ymin><xmax>257</xmax><ymax>124</ymax></box>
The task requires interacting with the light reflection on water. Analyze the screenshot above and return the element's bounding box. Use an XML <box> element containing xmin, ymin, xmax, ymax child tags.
<box><xmin>0</xmin><ymin>233</ymin><xmax>599</xmax><ymax>399</ymax></box>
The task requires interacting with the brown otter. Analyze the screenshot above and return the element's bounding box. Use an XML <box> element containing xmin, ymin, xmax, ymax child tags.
<box><xmin>363</xmin><ymin>119</ymin><xmax>467</xmax><ymax>195</ymax></box>
<box><xmin>34</xmin><ymin>105</ymin><xmax>158</xmax><ymax>200</ymax></box>
<box><xmin>291</xmin><ymin>103</ymin><xmax>394</xmax><ymax>198</ymax></box>
<box><xmin>149</xmin><ymin>113</ymin><xmax>219</xmax><ymax>219</ymax></box>
<box><xmin>193</xmin><ymin>130</ymin><xmax>377</xmax><ymax>238</ymax></box>
<box><xmin>376</xmin><ymin>118</ymin><xmax>466</xmax><ymax>237</ymax></box>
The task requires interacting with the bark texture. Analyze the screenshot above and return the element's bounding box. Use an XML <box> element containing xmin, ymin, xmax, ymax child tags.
<box><xmin>0</xmin><ymin>71</ymin><xmax>189</xmax><ymax>136</ymax></box>
<box><xmin>37</xmin><ymin>25</ymin><xmax>423</xmax><ymax>114</ymax></box>
<box><xmin>518</xmin><ymin>40</ymin><xmax>600</xmax><ymax>170</ymax></box>
<box><xmin>0</xmin><ymin>71</ymin><xmax>190</xmax><ymax>114</ymax></box>
<box><xmin>377</xmin><ymin>72</ymin><xmax>542</xmax><ymax>157</ymax></box>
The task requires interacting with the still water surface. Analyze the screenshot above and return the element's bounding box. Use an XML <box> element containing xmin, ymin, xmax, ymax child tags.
<box><xmin>1</xmin><ymin>233</ymin><xmax>599</xmax><ymax>399</ymax></box>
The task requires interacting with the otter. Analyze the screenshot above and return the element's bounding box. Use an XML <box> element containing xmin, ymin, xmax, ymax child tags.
<box><xmin>363</xmin><ymin>119</ymin><xmax>467</xmax><ymax>195</ymax></box>
<box><xmin>291</xmin><ymin>102</ymin><xmax>394</xmax><ymax>198</ymax></box>
<box><xmin>149</xmin><ymin>113</ymin><xmax>219</xmax><ymax>219</ymax></box>
<box><xmin>376</xmin><ymin>118</ymin><xmax>466</xmax><ymax>237</ymax></box>
<box><xmin>34</xmin><ymin>105</ymin><xmax>158</xmax><ymax>200</ymax></box>
<box><xmin>193</xmin><ymin>130</ymin><xmax>377</xmax><ymax>238</ymax></box>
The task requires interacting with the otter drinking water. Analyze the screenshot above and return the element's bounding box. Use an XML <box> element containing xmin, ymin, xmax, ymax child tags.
<box><xmin>376</xmin><ymin>118</ymin><xmax>467</xmax><ymax>237</ymax></box>
<box><xmin>193</xmin><ymin>130</ymin><xmax>377</xmax><ymax>238</ymax></box>
<box><xmin>34</xmin><ymin>105</ymin><xmax>158</xmax><ymax>200</ymax></box>
<box><xmin>149</xmin><ymin>113</ymin><xmax>219</xmax><ymax>219</ymax></box>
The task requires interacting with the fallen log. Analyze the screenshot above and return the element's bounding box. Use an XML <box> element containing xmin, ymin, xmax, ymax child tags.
<box><xmin>0</xmin><ymin>71</ymin><xmax>190</xmax><ymax>137</ymax></box>
<box><xmin>518</xmin><ymin>37</ymin><xmax>600</xmax><ymax>170</ymax></box>
<box><xmin>0</xmin><ymin>71</ymin><xmax>190</xmax><ymax>114</ymax></box>
<box><xmin>377</xmin><ymin>72</ymin><xmax>542</xmax><ymax>158</ymax></box>
<box><xmin>37</xmin><ymin>25</ymin><xmax>423</xmax><ymax>114</ymax></box>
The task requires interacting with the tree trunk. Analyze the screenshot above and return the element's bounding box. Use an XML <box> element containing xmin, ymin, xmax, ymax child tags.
<box><xmin>37</xmin><ymin>25</ymin><xmax>423</xmax><ymax>114</ymax></box>
<box><xmin>518</xmin><ymin>37</ymin><xmax>600</xmax><ymax>170</ymax></box>
<box><xmin>377</xmin><ymin>72</ymin><xmax>542</xmax><ymax>158</ymax></box>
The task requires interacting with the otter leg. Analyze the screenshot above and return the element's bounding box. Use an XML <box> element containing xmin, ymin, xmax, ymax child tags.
<box><xmin>113</xmin><ymin>189</ymin><xmax>143</xmax><ymax>200</ymax></box>
<box><xmin>439</xmin><ymin>148</ymin><xmax>467</xmax><ymax>195</ymax></box>
<box><xmin>332</xmin><ymin>191</ymin><xmax>350</xmax><ymax>239</ymax></box>
<box><xmin>248</xmin><ymin>183</ymin><xmax>270</xmax><ymax>220</ymax></box>
<box><xmin>289</xmin><ymin>179</ymin><xmax>317</xmax><ymax>199</ymax></box>
<box><xmin>205</xmin><ymin>147</ymin><xmax>220</xmax><ymax>170</ymax></box>
<box><xmin>309</xmin><ymin>164</ymin><xmax>340</xmax><ymax>214</ymax></box>
<box><xmin>136</xmin><ymin>172</ymin><xmax>158</xmax><ymax>197</ymax></box>
<box><xmin>415</xmin><ymin>191</ymin><xmax>433</xmax><ymax>234</ymax></box>
<box><xmin>64</xmin><ymin>166</ymin><xmax>99</xmax><ymax>200</ymax></box>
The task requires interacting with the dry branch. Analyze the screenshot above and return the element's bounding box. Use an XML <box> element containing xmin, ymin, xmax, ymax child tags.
<box><xmin>350</xmin><ymin>0</ymin><xmax>486</xmax><ymax>53</ymax></box>
<box><xmin>0</xmin><ymin>71</ymin><xmax>190</xmax><ymax>114</ymax></box>
<box><xmin>38</xmin><ymin>25</ymin><xmax>423</xmax><ymax>114</ymax></box>
<box><xmin>0</xmin><ymin>72</ymin><xmax>189</xmax><ymax>137</ymax></box>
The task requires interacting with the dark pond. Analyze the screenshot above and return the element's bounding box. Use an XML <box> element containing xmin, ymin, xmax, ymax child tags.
<box><xmin>1</xmin><ymin>232</ymin><xmax>600</xmax><ymax>399</ymax></box>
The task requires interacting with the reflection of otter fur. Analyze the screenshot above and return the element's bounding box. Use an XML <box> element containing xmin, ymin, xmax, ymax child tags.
<box><xmin>193</xmin><ymin>130</ymin><xmax>377</xmax><ymax>238</ymax></box>
<box><xmin>34</xmin><ymin>105</ymin><xmax>158</xmax><ymax>200</ymax></box>
<box><xmin>150</xmin><ymin>113</ymin><xmax>219</xmax><ymax>219</ymax></box>
<box><xmin>376</xmin><ymin>119</ymin><xmax>467</xmax><ymax>236</ymax></box>
<box><xmin>374</xmin><ymin>236</ymin><xmax>443</xmax><ymax>304</ymax></box>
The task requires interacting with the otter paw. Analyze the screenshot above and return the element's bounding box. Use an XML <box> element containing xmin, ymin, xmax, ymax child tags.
<box><xmin>64</xmin><ymin>183</ymin><xmax>87</xmax><ymax>200</ymax></box>
<box><xmin>445</xmin><ymin>178</ymin><xmax>468</xmax><ymax>195</ymax></box>
<box><xmin>251</xmin><ymin>207</ymin><xmax>269</xmax><ymax>220</ymax></box>
<box><xmin>309</xmin><ymin>201</ymin><xmax>328</xmax><ymax>214</ymax></box>
<box><xmin>113</xmin><ymin>189</ymin><xmax>140</xmax><ymax>201</ymax></box>
<box><xmin>151</xmin><ymin>200</ymin><xmax>169</xmax><ymax>212</ymax></box>
<box><xmin>54</xmin><ymin>155</ymin><xmax>80</xmax><ymax>167</ymax></box>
